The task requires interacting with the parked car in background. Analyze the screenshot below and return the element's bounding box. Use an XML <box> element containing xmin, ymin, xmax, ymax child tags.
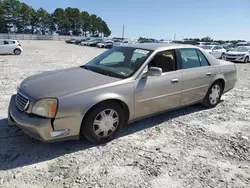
<box><xmin>195</xmin><ymin>42</ymin><xmax>211</xmax><ymax>46</ymax></box>
<box><xmin>0</xmin><ymin>39</ymin><xmax>23</xmax><ymax>55</ymax></box>
<box><xmin>200</xmin><ymin>45</ymin><xmax>226</xmax><ymax>59</ymax></box>
<box><xmin>75</xmin><ymin>38</ymin><xmax>91</xmax><ymax>45</ymax></box>
<box><xmin>65</xmin><ymin>38</ymin><xmax>77</xmax><ymax>44</ymax></box>
<box><xmin>195</xmin><ymin>42</ymin><xmax>220</xmax><ymax>46</ymax></box>
<box><xmin>88</xmin><ymin>39</ymin><xmax>104</xmax><ymax>47</ymax></box>
<box><xmin>224</xmin><ymin>46</ymin><xmax>250</xmax><ymax>63</ymax></box>
<box><xmin>8</xmin><ymin>43</ymin><xmax>237</xmax><ymax>144</ymax></box>
<box><xmin>97</xmin><ymin>40</ymin><xmax>114</xmax><ymax>48</ymax></box>
<box><xmin>222</xmin><ymin>43</ymin><xmax>234</xmax><ymax>52</ymax></box>
<box><xmin>80</xmin><ymin>38</ymin><xmax>92</xmax><ymax>46</ymax></box>
<box><xmin>235</xmin><ymin>42</ymin><xmax>250</xmax><ymax>47</ymax></box>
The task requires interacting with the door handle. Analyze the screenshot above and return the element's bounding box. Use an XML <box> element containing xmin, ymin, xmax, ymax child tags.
<box><xmin>206</xmin><ymin>72</ymin><xmax>212</xmax><ymax>76</ymax></box>
<box><xmin>171</xmin><ymin>79</ymin><xmax>179</xmax><ymax>83</ymax></box>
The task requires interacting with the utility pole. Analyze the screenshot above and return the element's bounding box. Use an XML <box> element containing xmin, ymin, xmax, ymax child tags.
<box><xmin>174</xmin><ymin>33</ymin><xmax>176</xmax><ymax>41</ymax></box>
<box><xmin>122</xmin><ymin>25</ymin><xmax>125</xmax><ymax>39</ymax></box>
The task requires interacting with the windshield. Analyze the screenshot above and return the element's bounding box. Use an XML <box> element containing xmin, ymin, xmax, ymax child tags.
<box><xmin>82</xmin><ymin>47</ymin><xmax>152</xmax><ymax>79</ymax></box>
<box><xmin>231</xmin><ymin>47</ymin><xmax>250</xmax><ymax>52</ymax></box>
<box><xmin>200</xmin><ymin>45</ymin><xmax>213</xmax><ymax>50</ymax></box>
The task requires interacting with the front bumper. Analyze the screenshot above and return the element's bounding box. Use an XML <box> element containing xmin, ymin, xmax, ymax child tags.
<box><xmin>8</xmin><ymin>95</ymin><xmax>79</xmax><ymax>142</ymax></box>
<box><xmin>224</xmin><ymin>56</ymin><xmax>245</xmax><ymax>62</ymax></box>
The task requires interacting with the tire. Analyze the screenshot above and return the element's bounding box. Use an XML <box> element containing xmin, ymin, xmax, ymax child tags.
<box><xmin>221</xmin><ymin>53</ymin><xmax>225</xmax><ymax>59</ymax></box>
<box><xmin>202</xmin><ymin>81</ymin><xmax>223</xmax><ymax>108</ymax></box>
<box><xmin>14</xmin><ymin>49</ymin><xmax>21</xmax><ymax>55</ymax></box>
<box><xmin>244</xmin><ymin>56</ymin><xmax>249</xmax><ymax>63</ymax></box>
<box><xmin>81</xmin><ymin>101</ymin><xmax>125</xmax><ymax>144</ymax></box>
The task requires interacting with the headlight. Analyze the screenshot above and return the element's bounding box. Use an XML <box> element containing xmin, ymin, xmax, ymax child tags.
<box><xmin>32</xmin><ymin>98</ymin><xmax>58</xmax><ymax>118</ymax></box>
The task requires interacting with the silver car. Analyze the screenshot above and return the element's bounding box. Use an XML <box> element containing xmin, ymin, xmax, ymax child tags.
<box><xmin>8</xmin><ymin>44</ymin><xmax>237</xmax><ymax>144</ymax></box>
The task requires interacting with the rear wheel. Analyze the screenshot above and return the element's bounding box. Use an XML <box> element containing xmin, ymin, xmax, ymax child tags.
<box><xmin>244</xmin><ymin>56</ymin><xmax>249</xmax><ymax>63</ymax></box>
<box><xmin>202</xmin><ymin>82</ymin><xmax>223</xmax><ymax>108</ymax></box>
<box><xmin>14</xmin><ymin>49</ymin><xmax>21</xmax><ymax>55</ymax></box>
<box><xmin>81</xmin><ymin>101</ymin><xmax>125</xmax><ymax>144</ymax></box>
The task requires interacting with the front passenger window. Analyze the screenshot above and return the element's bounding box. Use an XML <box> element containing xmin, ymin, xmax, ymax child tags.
<box><xmin>180</xmin><ymin>49</ymin><xmax>200</xmax><ymax>69</ymax></box>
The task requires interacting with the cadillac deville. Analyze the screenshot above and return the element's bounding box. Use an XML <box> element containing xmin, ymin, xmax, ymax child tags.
<box><xmin>8</xmin><ymin>43</ymin><xmax>237</xmax><ymax>144</ymax></box>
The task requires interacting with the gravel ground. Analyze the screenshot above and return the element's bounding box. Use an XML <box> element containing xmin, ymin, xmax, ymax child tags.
<box><xmin>0</xmin><ymin>41</ymin><xmax>249</xmax><ymax>188</ymax></box>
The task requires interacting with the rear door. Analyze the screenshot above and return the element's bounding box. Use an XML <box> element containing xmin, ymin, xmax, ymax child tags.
<box><xmin>179</xmin><ymin>48</ymin><xmax>215</xmax><ymax>105</ymax></box>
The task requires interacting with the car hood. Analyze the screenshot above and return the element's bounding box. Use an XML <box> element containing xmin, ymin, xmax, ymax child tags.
<box><xmin>226</xmin><ymin>51</ymin><xmax>247</xmax><ymax>55</ymax></box>
<box><xmin>19</xmin><ymin>67</ymin><xmax>121</xmax><ymax>99</ymax></box>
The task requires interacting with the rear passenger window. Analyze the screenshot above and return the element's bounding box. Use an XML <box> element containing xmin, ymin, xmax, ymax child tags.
<box><xmin>196</xmin><ymin>50</ymin><xmax>209</xmax><ymax>66</ymax></box>
<box><xmin>179</xmin><ymin>49</ymin><xmax>200</xmax><ymax>69</ymax></box>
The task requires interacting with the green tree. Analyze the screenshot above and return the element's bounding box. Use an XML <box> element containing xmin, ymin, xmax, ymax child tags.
<box><xmin>37</xmin><ymin>8</ymin><xmax>50</xmax><ymax>34</ymax></box>
<box><xmin>90</xmin><ymin>14</ymin><xmax>98</xmax><ymax>36</ymax></box>
<box><xmin>17</xmin><ymin>2</ymin><xmax>32</xmax><ymax>33</ymax></box>
<box><xmin>53</xmin><ymin>8</ymin><xmax>70</xmax><ymax>35</ymax></box>
<box><xmin>201</xmin><ymin>36</ymin><xmax>213</xmax><ymax>42</ymax></box>
<box><xmin>3</xmin><ymin>0</ymin><xmax>21</xmax><ymax>33</ymax></box>
<box><xmin>30</xmin><ymin>8</ymin><xmax>38</xmax><ymax>34</ymax></box>
<box><xmin>65</xmin><ymin>7</ymin><xmax>81</xmax><ymax>35</ymax></box>
<box><xmin>101</xmin><ymin>21</ymin><xmax>111</xmax><ymax>37</ymax></box>
<box><xmin>0</xmin><ymin>0</ymin><xmax>8</xmax><ymax>33</ymax></box>
<box><xmin>81</xmin><ymin>11</ymin><xmax>90</xmax><ymax>36</ymax></box>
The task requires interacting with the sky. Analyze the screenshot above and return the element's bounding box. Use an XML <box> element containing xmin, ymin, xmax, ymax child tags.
<box><xmin>22</xmin><ymin>0</ymin><xmax>250</xmax><ymax>41</ymax></box>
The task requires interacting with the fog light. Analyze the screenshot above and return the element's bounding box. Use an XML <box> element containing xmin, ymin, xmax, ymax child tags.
<box><xmin>50</xmin><ymin>129</ymin><xmax>69</xmax><ymax>138</ymax></box>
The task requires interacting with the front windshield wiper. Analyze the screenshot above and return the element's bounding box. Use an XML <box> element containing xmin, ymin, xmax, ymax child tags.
<box><xmin>81</xmin><ymin>65</ymin><xmax>111</xmax><ymax>77</ymax></box>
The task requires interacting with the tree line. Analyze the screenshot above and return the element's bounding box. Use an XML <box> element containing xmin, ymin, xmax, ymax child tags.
<box><xmin>183</xmin><ymin>36</ymin><xmax>246</xmax><ymax>45</ymax></box>
<box><xmin>0</xmin><ymin>0</ymin><xmax>111</xmax><ymax>36</ymax></box>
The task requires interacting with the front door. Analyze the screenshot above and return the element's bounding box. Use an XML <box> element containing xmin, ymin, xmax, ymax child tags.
<box><xmin>134</xmin><ymin>49</ymin><xmax>182</xmax><ymax>119</ymax></box>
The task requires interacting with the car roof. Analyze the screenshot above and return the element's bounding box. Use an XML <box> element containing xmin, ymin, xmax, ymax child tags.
<box><xmin>121</xmin><ymin>43</ymin><xmax>197</xmax><ymax>51</ymax></box>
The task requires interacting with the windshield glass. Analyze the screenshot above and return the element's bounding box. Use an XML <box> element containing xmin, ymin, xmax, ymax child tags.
<box><xmin>82</xmin><ymin>47</ymin><xmax>152</xmax><ymax>79</ymax></box>
<box><xmin>231</xmin><ymin>47</ymin><xmax>250</xmax><ymax>52</ymax></box>
<box><xmin>200</xmin><ymin>45</ymin><xmax>213</xmax><ymax>50</ymax></box>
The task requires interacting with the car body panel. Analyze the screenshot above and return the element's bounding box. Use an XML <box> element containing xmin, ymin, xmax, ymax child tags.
<box><xmin>134</xmin><ymin>70</ymin><xmax>182</xmax><ymax>119</ymax></box>
<box><xmin>8</xmin><ymin>43</ymin><xmax>237</xmax><ymax>142</ymax></box>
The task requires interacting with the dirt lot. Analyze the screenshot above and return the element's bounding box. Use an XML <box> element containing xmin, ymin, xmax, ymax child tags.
<box><xmin>0</xmin><ymin>41</ymin><xmax>249</xmax><ymax>188</ymax></box>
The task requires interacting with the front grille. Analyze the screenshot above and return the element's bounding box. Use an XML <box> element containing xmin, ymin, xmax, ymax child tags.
<box><xmin>16</xmin><ymin>92</ymin><xmax>29</xmax><ymax>111</ymax></box>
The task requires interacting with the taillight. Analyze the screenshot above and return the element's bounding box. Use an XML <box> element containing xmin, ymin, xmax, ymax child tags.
<box><xmin>18</xmin><ymin>43</ymin><xmax>21</xmax><ymax>47</ymax></box>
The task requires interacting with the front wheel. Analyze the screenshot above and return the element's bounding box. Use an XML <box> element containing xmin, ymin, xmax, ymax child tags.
<box><xmin>244</xmin><ymin>56</ymin><xmax>249</xmax><ymax>63</ymax></box>
<box><xmin>202</xmin><ymin>82</ymin><xmax>223</xmax><ymax>108</ymax></box>
<box><xmin>81</xmin><ymin>101</ymin><xmax>125</xmax><ymax>144</ymax></box>
<box><xmin>221</xmin><ymin>53</ymin><xmax>225</xmax><ymax>59</ymax></box>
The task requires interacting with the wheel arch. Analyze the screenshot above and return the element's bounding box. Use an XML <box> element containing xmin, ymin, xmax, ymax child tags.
<box><xmin>81</xmin><ymin>95</ymin><xmax>131</xmax><ymax>127</ymax></box>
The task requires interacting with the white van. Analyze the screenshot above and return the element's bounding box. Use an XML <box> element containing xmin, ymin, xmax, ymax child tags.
<box><xmin>0</xmin><ymin>40</ymin><xmax>23</xmax><ymax>55</ymax></box>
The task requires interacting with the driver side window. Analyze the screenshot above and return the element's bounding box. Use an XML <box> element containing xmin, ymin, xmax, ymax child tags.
<box><xmin>148</xmin><ymin>50</ymin><xmax>177</xmax><ymax>73</ymax></box>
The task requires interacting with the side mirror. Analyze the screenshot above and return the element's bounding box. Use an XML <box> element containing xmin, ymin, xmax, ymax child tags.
<box><xmin>147</xmin><ymin>67</ymin><xmax>162</xmax><ymax>76</ymax></box>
